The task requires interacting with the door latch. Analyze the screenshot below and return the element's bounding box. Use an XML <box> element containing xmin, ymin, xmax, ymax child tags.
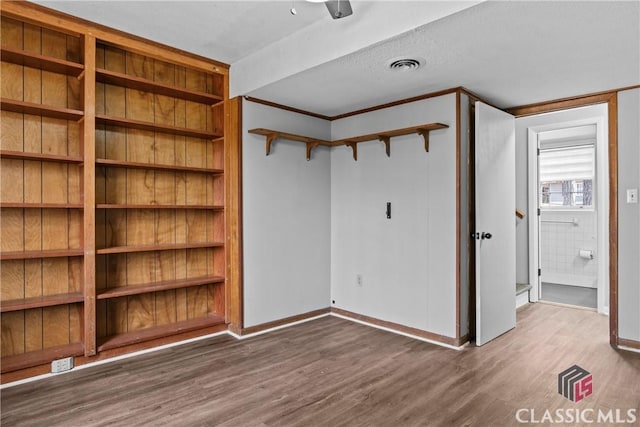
<box><xmin>471</xmin><ymin>232</ymin><xmax>492</xmax><ymax>240</ymax></box>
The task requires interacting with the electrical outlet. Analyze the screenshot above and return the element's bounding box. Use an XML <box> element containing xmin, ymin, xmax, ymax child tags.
<box><xmin>356</xmin><ymin>274</ymin><xmax>363</xmax><ymax>287</ymax></box>
<box><xmin>627</xmin><ymin>189</ymin><xmax>638</xmax><ymax>204</ymax></box>
<box><xmin>51</xmin><ymin>357</ymin><xmax>74</xmax><ymax>373</ymax></box>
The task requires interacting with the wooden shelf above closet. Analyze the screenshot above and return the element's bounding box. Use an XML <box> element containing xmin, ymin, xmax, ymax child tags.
<box><xmin>1</xmin><ymin>98</ymin><xmax>84</xmax><ymax>121</ymax></box>
<box><xmin>95</xmin><ymin>158</ymin><xmax>223</xmax><ymax>174</ymax></box>
<box><xmin>0</xmin><ymin>292</ymin><xmax>84</xmax><ymax>313</ymax></box>
<box><xmin>1</xmin><ymin>47</ymin><xmax>84</xmax><ymax>77</ymax></box>
<box><xmin>248</xmin><ymin>122</ymin><xmax>449</xmax><ymax>161</ymax></box>
<box><xmin>248</xmin><ymin>128</ymin><xmax>332</xmax><ymax>160</ymax></box>
<box><xmin>96</xmin><ymin>68</ymin><xmax>223</xmax><ymax>105</ymax></box>
<box><xmin>96</xmin><ymin>114</ymin><xmax>221</xmax><ymax>139</ymax></box>
<box><xmin>0</xmin><ymin>150</ymin><xmax>83</xmax><ymax>164</ymax></box>
<box><xmin>96</xmin><ymin>275</ymin><xmax>225</xmax><ymax>300</ymax></box>
<box><xmin>97</xmin><ymin>315</ymin><xmax>225</xmax><ymax>352</ymax></box>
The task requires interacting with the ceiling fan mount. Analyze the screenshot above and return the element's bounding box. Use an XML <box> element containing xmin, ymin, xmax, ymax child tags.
<box><xmin>308</xmin><ymin>0</ymin><xmax>353</xmax><ymax>20</ymax></box>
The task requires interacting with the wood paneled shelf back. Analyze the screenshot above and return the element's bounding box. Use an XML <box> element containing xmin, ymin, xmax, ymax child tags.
<box><xmin>248</xmin><ymin>123</ymin><xmax>449</xmax><ymax>161</ymax></box>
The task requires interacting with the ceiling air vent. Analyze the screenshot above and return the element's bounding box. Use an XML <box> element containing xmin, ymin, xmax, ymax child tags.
<box><xmin>387</xmin><ymin>58</ymin><xmax>424</xmax><ymax>72</ymax></box>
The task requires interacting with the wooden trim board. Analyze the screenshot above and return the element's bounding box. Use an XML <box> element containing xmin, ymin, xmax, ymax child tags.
<box><xmin>240</xmin><ymin>308</ymin><xmax>331</xmax><ymax>336</ymax></box>
<box><xmin>331</xmin><ymin>308</ymin><xmax>460</xmax><ymax>347</ymax></box>
<box><xmin>618</xmin><ymin>338</ymin><xmax>640</xmax><ymax>350</ymax></box>
<box><xmin>0</xmin><ymin>323</ymin><xmax>229</xmax><ymax>384</ymax></box>
<box><xmin>225</xmin><ymin>97</ymin><xmax>244</xmax><ymax>334</ymax></box>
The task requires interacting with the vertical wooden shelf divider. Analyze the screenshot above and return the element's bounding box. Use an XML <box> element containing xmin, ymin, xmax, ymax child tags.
<box><xmin>82</xmin><ymin>35</ymin><xmax>97</xmax><ymax>356</ymax></box>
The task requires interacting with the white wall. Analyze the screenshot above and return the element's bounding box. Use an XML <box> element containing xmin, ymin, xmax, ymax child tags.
<box><xmin>617</xmin><ymin>88</ymin><xmax>640</xmax><ymax>342</ymax></box>
<box><xmin>330</xmin><ymin>94</ymin><xmax>458</xmax><ymax>338</ymax></box>
<box><xmin>242</xmin><ymin>101</ymin><xmax>332</xmax><ymax>327</ymax></box>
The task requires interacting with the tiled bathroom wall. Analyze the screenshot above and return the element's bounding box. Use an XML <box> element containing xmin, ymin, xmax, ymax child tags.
<box><xmin>540</xmin><ymin>210</ymin><xmax>597</xmax><ymax>287</ymax></box>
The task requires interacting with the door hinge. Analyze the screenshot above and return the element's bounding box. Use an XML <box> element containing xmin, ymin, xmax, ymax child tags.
<box><xmin>538</xmin><ymin>208</ymin><xmax>541</xmax><ymax>216</ymax></box>
<box><xmin>537</xmin><ymin>148</ymin><xmax>540</xmax><ymax>156</ymax></box>
<box><xmin>538</xmin><ymin>268</ymin><xmax>541</xmax><ymax>277</ymax></box>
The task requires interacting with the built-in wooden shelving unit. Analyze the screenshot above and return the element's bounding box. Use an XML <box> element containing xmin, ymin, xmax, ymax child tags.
<box><xmin>1</xmin><ymin>5</ymin><xmax>233</xmax><ymax>380</ymax></box>
<box><xmin>249</xmin><ymin>122</ymin><xmax>449</xmax><ymax>161</ymax></box>
<box><xmin>1</xmin><ymin>16</ymin><xmax>87</xmax><ymax>376</ymax></box>
<box><xmin>92</xmin><ymin>37</ymin><xmax>228</xmax><ymax>367</ymax></box>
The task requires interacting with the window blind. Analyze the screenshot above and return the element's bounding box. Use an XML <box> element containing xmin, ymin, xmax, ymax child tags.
<box><xmin>539</xmin><ymin>145</ymin><xmax>595</xmax><ymax>182</ymax></box>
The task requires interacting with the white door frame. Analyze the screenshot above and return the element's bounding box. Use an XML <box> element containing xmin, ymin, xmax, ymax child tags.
<box><xmin>527</xmin><ymin>107</ymin><xmax>609</xmax><ymax>315</ymax></box>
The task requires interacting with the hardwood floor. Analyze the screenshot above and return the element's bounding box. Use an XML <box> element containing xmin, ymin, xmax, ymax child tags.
<box><xmin>2</xmin><ymin>303</ymin><xmax>639</xmax><ymax>426</ymax></box>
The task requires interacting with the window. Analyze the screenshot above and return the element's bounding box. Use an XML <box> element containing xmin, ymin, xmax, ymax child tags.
<box><xmin>539</xmin><ymin>144</ymin><xmax>595</xmax><ymax>208</ymax></box>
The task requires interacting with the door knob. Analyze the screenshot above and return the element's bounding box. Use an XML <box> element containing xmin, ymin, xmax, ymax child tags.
<box><xmin>481</xmin><ymin>232</ymin><xmax>492</xmax><ymax>240</ymax></box>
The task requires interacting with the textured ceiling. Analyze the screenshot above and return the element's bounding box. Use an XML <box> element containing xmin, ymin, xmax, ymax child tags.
<box><xmin>32</xmin><ymin>0</ymin><xmax>329</xmax><ymax>63</ymax></box>
<box><xmin>33</xmin><ymin>1</ymin><xmax>640</xmax><ymax>116</ymax></box>
<box><xmin>250</xmin><ymin>1</ymin><xmax>640</xmax><ymax>115</ymax></box>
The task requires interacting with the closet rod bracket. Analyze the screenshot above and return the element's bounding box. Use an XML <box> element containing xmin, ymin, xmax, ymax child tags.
<box><xmin>306</xmin><ymin>141</ymin><xmax>320</xmax><ymax>161</ymax></box>
<box><xmin>379</xmin><ymin>136</ymin><xmax>391</xmax><ymax>157</ymax></box>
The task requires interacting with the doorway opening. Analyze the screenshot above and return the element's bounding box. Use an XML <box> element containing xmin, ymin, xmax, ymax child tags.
<box><xmin>526</xmin><ymin>104</ymin><xmax>609</xmax><ymax>315</ymax></box>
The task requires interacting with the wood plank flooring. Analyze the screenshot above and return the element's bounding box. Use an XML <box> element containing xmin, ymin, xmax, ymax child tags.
<box><xmin>2</xmin><ymin>303</ymin><xmax>639</xmax><ymax>426</ymax></box>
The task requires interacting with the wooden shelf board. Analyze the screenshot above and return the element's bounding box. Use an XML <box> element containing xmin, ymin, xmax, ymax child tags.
<box><xmin>1</xmin><ymin>47</ymin><xmax>84</xmax><ymax>76</ymax></box>
<box><xmin>1</xmin><ymin>98</ymin><xmax>84</xmax><ymax>121</ymax></box>
<box><xmin>0</xmin><ymin>150</ymin><xmax>83</xmax><ymax>163</ymax></box>
<box><xmin>248</xmin><ymin>128</ymin><xmax>332</xmax><ymax>145</ymax></box>
<box><xmin>1</xmin><ymin>342</ymin><xmax>84</xmax><ymax>374</ymax></box>
<box><xmin>334</xmin><ymin>123</ymin><xmax>449</xmax><ymax>145</ymax></box>
<box><xmin>1</xmin><ymin>292</ymin><xmax>84</xmax><ymax>313</ymax></box>
<box><xmin>96</xmin><ymin>114</ymin><xmax>221</xmax><ymax>139</ymax></box>
<box><xmin>97</xmin><ymin>276</ymin><xmax>225</xmax><ymax>299</ymax></box>
<box><xmin>95</xmin><ymin>158</ymin><xmax>223</xmax><ymax>174</ymax></box>
<box><xmin>97</xmin><ymin>242</ymin><xmax>223</xmax><ymax>255</ymax></box>
<box><xmin>249</xmin><ymin>123</ymin><xmax>449</xmax><ymax>160</ymax></box>
<box><xmin>96</xmin><ymin>204</ymin><xmax>223</xmax><ymax>210</ymax></box>
<box><xmin>96</xmin><ymin>68</ymin><xmax>222</xmax><ymax>104</ymax></box>
<box><xmin>1</xmin><ymin>203</ymin><xmax>83</xmax><ymax>209</ymax></box>
<box><xmin>97</xmin><ymin>315</ymin><xmax>226</xmax><ymax>352</ymax></box>
<box><xmin>0</xmin><ymin>249</ymin><xmax>84</xmax><ymax>260</ymax></box>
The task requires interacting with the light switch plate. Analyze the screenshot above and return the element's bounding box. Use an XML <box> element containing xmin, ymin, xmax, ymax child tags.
<box><xmin>627</xmin><ymin>189</ymin><xmax>638</xmax><ymax>204</ymax></box>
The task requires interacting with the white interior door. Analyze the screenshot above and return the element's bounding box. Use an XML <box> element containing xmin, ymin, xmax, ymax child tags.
<box><xmin>475</xmin><ymin>101</ymin><xmax>516</xmax><ymax>346</ymax></box>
